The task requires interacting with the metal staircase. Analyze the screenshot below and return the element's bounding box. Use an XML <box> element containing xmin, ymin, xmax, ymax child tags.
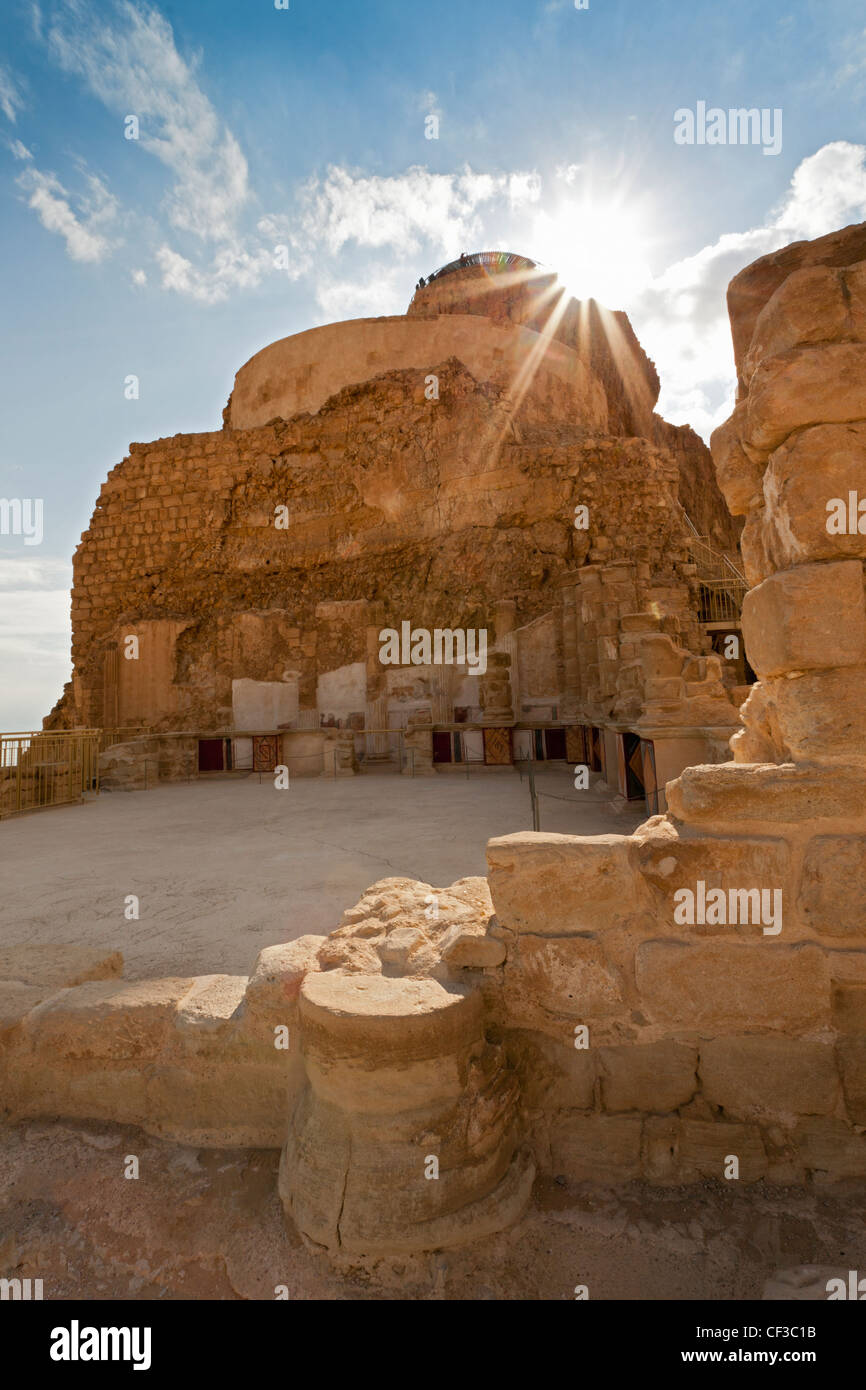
<box><xmin>679</xmin><ymin>507</ymin><xmax>747</xmax><ymax>625</ymax></box>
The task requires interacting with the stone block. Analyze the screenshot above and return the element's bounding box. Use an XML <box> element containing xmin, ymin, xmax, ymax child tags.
<box><xmin>22</xmin><ymin>977</ymin><xmax>196</xmax><ymax>1060</ymax></box>
<box><xmin>836</xmin><ymin>1037</ymin><xmax>866</xmax><ymax>1125</ymax></box>
<box><xmin>745</xmin><ymin>344</ymin><xmax>866</xmax><ymax>456</ymax></box>
<box><xmin>677</xmin><ymin>1119</ymin><xmax>767</xmax><ymax>1182</ymax></box>
<box><xmin>0</xmin><ymin>980</ymin><xmax>49</xmax><ymax>1040</ymax></box>
<box><xmin>710</xmin><ymin>406</ymin><xmax>765</xmax><ymax>516</ymax></box>
<box><xmin>743</xmin><ymin>266</ymin><xmax>848</xmax><ymax>384</ymax></box>
<box><xmin>548</xmin><ymin>1114</ymin><xmax>643</xmax><ymax>1182</ymax></box>
<box><xmin>487</xmin><ymin>832</ymin><xmax>649</xmax><ymax>935</ymax></box>
<box><xmin>0</xmin><ymin>945</ymin><xmax>123</xmax><ymax>991</ymax></box>
<box><xmin>742</xmin><ymin>561</ymin><xmax>866</xmax><ymax>679</ymax></box>
<box><xmin>767</xmin><ymin>666</ymin><xmax>866</xmax><ymax>763</ymax></box>
<box><xmin>599</xmin><ymin>1041</ymin><xmax>697</xmax><ymax>1113</ymax></box>
<box><xmin>831</xmin><ymin>982</ymin><xmax>866</xmax><ymax>1030</ymax></box>
<box><xmin>503</xmin><ymin>934</ymin><xmax>624</xmax><ymax>1030</ymax></box>
<box><xmin>667</xmin><ymin>762</ymin><xmax>866</xmax><ymax>827</ymax></box>
<box><xmin>699</xmin><ymin>1037</ymin><xmax>839</xmax><ymax>1118</ymax></box>
<box><xmin>636</xmin><ymin>828</ymin><xmax>790</xmax><ymax>937</ymax></box>
<box><xmin>794</xmin><ymin>1116</ymin><xmax>866</xmax><ymax>1180</ymax></box>
<box><xmin>507</xmin><ymin>1030</ymin><xmax>596</xmax><ymax>1110</ymax></box>
<box><xmin>798</xmin><ymin>836</ymin><xmax>866</xmax><ymax>937</ymax></box>
<box><xmin>635</xmin><ymin>940</ymin><xmax>830</xmax><ymax>1031</ymax></box>
<box><xmin>763</xmin><ymin>423</ymin><xmax>866</xmax><ymax>567</ymax></box>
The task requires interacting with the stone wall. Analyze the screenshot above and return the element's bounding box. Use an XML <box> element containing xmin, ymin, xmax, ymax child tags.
<box><xmin>48</xmin><ymin>355</ymin><xmax>729</xmax><ymax>740</ymax></box>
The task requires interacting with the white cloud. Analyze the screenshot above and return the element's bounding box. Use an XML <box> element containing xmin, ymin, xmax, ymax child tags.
<box><xmin>313</xmin><ymin>268</ymin><xmax>407</xmax><ymax>323</ymax></box>
<box><xmin>155</xmin><ymin>242</ymin><xmax>274</xmax><ymax>304</ymax></box>
<box><xmin>8</xmin><ymin>138</ymin><xmax>32</xmax><ymax>161</ymax></box>
<box><xmin>0</xmin><ymin>556</ymin><xmax>72</xmax><ymax>730</ymax></box>
<box><xmin>624</xmin><ymin>141</ymin><xmax>866</xmax><ymax>440</ymax></box>
<box><xmin>40</xmin><ymin>0</ymin><xmax>249</xmax><ymax>243</ymax></box>
<box><xmin>131</xmin><ymin>267</ymin><xmax>147</xmax><ymax>285</ymax></box>
<box><xmin>0</xmin><ymin>65</ymin><xmax>25</xmax><ymax>123</ymax></box>
<box><xmin>291</xmin><ymin>163</ymin><xmax>541</xmax><ymax>263</ymax></box>
<box><xmin>16</xmin><ymin>165</ymin><xmax>119</xmax><ymax>263</ymax></box>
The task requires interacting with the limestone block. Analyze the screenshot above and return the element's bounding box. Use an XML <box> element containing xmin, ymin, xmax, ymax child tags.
<box><xmin>506</xmin><ymin>1029</ymin><xmax>596</xmax><ymax>1110</ymax></box>
<box><xmin>0</xmin><ymin>980</ymin><xmax>50</xmax><ymax>1040</ymax></box>
<box><xmin>8</xmin><ymin>1063</ymin><xmax>151</xmax><ymax>1127</ymax></box>
<box><xmin>174</xmin><ymin>974</ymin><xmax>247</xmax><ymax>1039</ymax></box>
<box><xmin>831</xmin><ymin>982</ymin><xmax>866</xmax><ymax>1031</ymax></box>
<box><xmin>739</xmin><ymin>509</ymin><xmax>774</xmax><ymax>587</ymax></box>
<box><xmin>636</xmin><ymin>828</ymin><xmax>790</xmax><ymax>936</ymax></box>
<box><xmin>503</xmin><ymin>934</ymin><xmax>624</xmax><ymax>1031</ymax></box>
<box><xmin>710</xmin><ymin>406</ymin><xmax>765</xmax><ymax>516</ymax></box>
<box><xmin>677</xmin><ymin>1120</ymin><xmax>767</xmax><ymax>1182</ymax></box>
<box><xmin>794</xmin><ymin>1116</ymin><xmax>866</xmax><ymax>1180</ymax></box>
<box><xmin>22</xmin><ymin>977</ymin><xmax>196</xmax><ymax>1060</ymax></box>
<box><xmin>745</xmin><ymin>344</ymin><xmax>866</xmax><ymax>456</ymax></box>
<box><xmin>668</xmin><ymin>762</ymin><xmax>866</xmax><ymax>827</ymax></box>
<box><xmin>699</xmin><ymin>1037</ymin><xmax>839</xmax><ymax>1119</ymax></box>
<box><xmin>836</xmin><ymin>1037</ymin><xmax>866</xmax><ymax>1125</ymax></box>
<box><xmin>742</xmin><ymin>561</ymin><xmax>866</xmax><ymax>679</ymax></box>
<box><xmin>800</xmin><ymin>828</ymin><xmax>866</xmax><ymax>939</ymax></box>
<box><xmin>743</xmin><ymin>266</ymin><xmax>848</xmax><ymax>385</ymax></box>
<box><xmin>441</xmin><ymin>928</ymin><xmax>507</xmax><ymax>969</ymax></box>
<box><xmin>766</xmin><ymin>666</ymin><xmax>866</xmax><ymax>763</ymax></box>
<box><xmin>635</xmin><ymin>940</ymin><xmax>830</xmax><ymax>1031</ymax></box>
<box><xmin>0</xmin><ymin>945</ymin><xmax>123</xmax><ymax>991</ymax></box>
<box><xmin>144</xmin><ymin>1063</ymin><xmax>289</xmax><ymax>1147</ymax></box>
<box><xmin>798</xmin><ymin>836</ymin><xmax>866</xmax><ymax>937</ymax></box>
<box><xmin>599</xmin><ymin>1041</ymin><xmax>697</xmax><ymax>1113</ymax></box>
<box><xmin>641</xmin><ymin>1115</ymin><xmax>683</xmax><ymax>1182</ymax></box>
<box><xmin>547</xmin><ymin>1114</ymin><xmax>643</xmax><ymax>1182</ymax></box>
<box><xmin>763</xmin><ymin>424</ymin><xmax>866</xmax><ymax>567</ymax></box>
<box><xmin>241</xmin><ymin>935</ymin><xmax>324</xmax><ymax>1027</ymax></box>
<box><xmin>487</xmin><ymin>832</ymin><xmax>649</xmax><ymax>935</ymax></box>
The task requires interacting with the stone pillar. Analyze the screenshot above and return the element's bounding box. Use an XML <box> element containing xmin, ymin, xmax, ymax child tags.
<box><xmin>558</xmin><ymin>580</ymin><xmax>581</xmax><ymax>721</ymax></box>
<box><xmin>402</xmin><ymin>716</ymin><xmax>435</xmax><ymax>776</ymax></box>
<box><xmin>279</xmin><ymin>972</ymin><xmax>534</xmax><ymax>1255</ymax></box>
<box><xmin>479</xmin><ymin>651</ymin><xmax>514</xmax><ymax>724</ymax></box>
<box><xmin>708</xmin><ymin>230</ymin><xmax>866</xmax><ymax>780</ymax></box>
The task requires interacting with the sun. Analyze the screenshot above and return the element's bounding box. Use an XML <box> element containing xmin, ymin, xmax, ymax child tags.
<box><xmin>531</xmin><ymin>197</ymin><xmax>654</xmax><ymax>310</ymax></box>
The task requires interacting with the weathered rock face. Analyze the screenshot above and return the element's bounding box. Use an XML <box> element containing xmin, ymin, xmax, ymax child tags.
<box><xmin>45</xmin><ymin>263</ymin><xmax>737</xmax><ymax>743</ymax></box>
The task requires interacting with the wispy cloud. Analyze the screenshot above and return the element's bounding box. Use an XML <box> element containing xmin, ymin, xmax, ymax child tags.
<box><xmin>39</xmin><ymin>0</ymin><xmax>249</xmax><ymax>242</ymax></box>
<box><xmin>15</xmin><ymin>165</ymin><xmax>119</xmax><ymax>262</ymax></box>
<box><xmin>0</xmin><ymin>64</ymin><xmax>26</xmax><ymax>123</ymax></box>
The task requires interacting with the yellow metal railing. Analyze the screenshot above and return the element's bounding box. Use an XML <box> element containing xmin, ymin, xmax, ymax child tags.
<box><xmin>0</xmin><ymin>730</ymin><xmax>101</xmax><ymax>818</ymax></box>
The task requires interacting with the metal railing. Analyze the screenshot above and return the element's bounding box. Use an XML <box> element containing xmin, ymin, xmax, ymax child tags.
<box><xmin>0</xmin><ymin>730</ymin><xmax>101</xmax><ymax>818</ymax></box>
<box><xmin>425</xmin><ymin>250</ymin><xmax>539</xmax><ymax>282</ymax></box>
<box><xmin>679</xmin><ymin>506</ymin><xmax>747</xmax><ymax>624</ymax></box>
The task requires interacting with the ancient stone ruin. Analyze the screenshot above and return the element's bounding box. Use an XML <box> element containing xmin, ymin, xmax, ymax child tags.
<box><xmin>5</xmin><ymin>224</ymin><xmax>865</xmax><ymax>1261</ymax></box>
<box><xmin>46</xmin><ymin>251</ymin><xmax>745</xmax><ymax>809</ymax></box>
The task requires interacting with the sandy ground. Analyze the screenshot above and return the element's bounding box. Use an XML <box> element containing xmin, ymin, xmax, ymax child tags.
<box><xmin>2</xmin><ymin>1119</ymin><xmax>865</xmax><ymax>1301</ymax></box>
<box><xmin>0</xmin><ymin>767</ymin><xmax>643</xmax><ymax>979</ymax></box>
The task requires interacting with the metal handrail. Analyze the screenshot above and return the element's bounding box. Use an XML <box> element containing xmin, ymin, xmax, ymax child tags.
<box><xmin>425</xmin><ymin>250</ymin><xmax>539</xmax><ymax>282</ymax></box>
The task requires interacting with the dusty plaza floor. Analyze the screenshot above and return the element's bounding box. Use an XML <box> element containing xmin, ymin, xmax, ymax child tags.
<box><xmin>0</xmin><ymin>766</ymin><xmax>643</xmax><ymax>980</ymax></box>
<box><xmin>2</xmin><ymin>1119</ymin><xmax>866</xmax><ymax>1301</ymax></box>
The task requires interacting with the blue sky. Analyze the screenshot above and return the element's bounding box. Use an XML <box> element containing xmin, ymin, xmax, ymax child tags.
<box><xmin>1</xmin><ymin>0</ymin><xmax>865</xmax><ymax>729</ymax></box>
